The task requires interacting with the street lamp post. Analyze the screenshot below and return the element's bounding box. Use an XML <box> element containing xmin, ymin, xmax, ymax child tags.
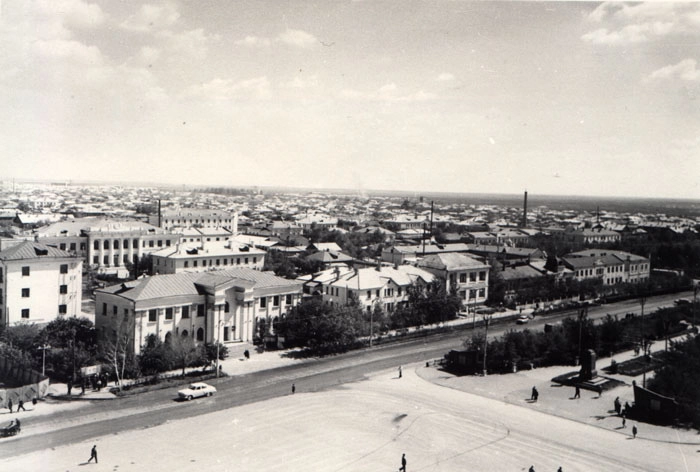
<box><xmin>577</xmin><ymin>307</ymin><xmax>587</xmax><ymax>365</ymax></box>
<box><xmin>215</xmin><ymin>306</ymin><xmax>221</xmax><ymax>378</ymax></box>
<box><xmin>482</xmin><ymin>314</ymin><xmax>491</xmax><ymax>376</ymax></box>
<box><xmin>38</xmin><ymin>344</ymin><xmax>51</xmax><ymax>376</ymax></box>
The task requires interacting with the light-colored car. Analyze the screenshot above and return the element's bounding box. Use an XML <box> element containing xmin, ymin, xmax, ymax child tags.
<box><xmin>178</xmin><ymin>382</ymin><xmax>217</xmax><ymax>400</ymax></box>
<box><xmin>516</xmin><ymin>315</ymin><xmax>530</xmax><ymax>325</ymax></box>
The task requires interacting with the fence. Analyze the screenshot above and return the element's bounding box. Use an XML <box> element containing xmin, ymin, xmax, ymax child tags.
<box><xmin>0</xmin><ymin>358</ymin><xmax>50</xmax><ymax>409</ymax></box>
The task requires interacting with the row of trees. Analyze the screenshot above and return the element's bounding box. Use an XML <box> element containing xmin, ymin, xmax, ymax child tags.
<box><xmin>276</xmin><ymin>280</ymin><xmax>462</xmax><ymax>355</ymax></box>
<box><xmin>0</xmin><ymin>317</ymin><xmax>228</xmax><ymax>389</ymax></box>
<box><xmin>463</xmin><ymin>305</ymin><xmax>694</xmax><ymax>374</ymax></box>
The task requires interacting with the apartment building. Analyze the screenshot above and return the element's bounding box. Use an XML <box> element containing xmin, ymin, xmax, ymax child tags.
<box><xmin>95</xmin><ymin>268</ymin><xmax>302</xmax><ymax>354</ymax></box>
<box><xmin>298</xmin><ymin>265</ymin><xmax>434</xmax><ymax>314</ymax></box>
<box><xmin>0</xmin><ymin>241</ymin><xmax>82</xmax><ymax>326</ymax></box>
<box><xmin>418</xmin><ymin>253</ymin><xmax>490</xmax><ymax>306</ymax></box>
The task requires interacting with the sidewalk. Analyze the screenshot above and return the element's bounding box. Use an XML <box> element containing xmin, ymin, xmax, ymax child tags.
<box><xmin>417</xmin><ymin>337</ymin><xmax>700</xmax><ymax>445</ymax></box>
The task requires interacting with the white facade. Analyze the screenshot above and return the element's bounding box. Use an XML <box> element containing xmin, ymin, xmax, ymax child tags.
<box><xmin>0</xmin><ymin>242</ymin><xmax>83</xmax><ymax>326</ymax></box>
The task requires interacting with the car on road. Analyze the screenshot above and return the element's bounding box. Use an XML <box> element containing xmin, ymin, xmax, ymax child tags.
<box><xmin>178</xmin><ymin>382</ymin><xmax>216</xmax><ymax>400</ymax></box>
<box><xmin>516</xmin><ymin>315</ymin><xmax>530</xmax><ymax>325</ymax></box>
<box><xmin>674</xmin><ymin>298</ymin><xmax>691</xmax><ymax>306</ymax></box>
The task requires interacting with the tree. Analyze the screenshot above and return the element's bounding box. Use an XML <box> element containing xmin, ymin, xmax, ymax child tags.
<box><xmin>41</xmin><ymin>317</ymin><xmax>98</xmax><ymax>381</ymax></box>
<box><xmin>203</xmin><ymin>342</ymin><xmax>229</xmax><ymax>370</ymax></box>
<box><xmin>170</xmin><ymin>335</ymin><xmax>204</xmax><ymax>376</ymax></box>
<box><xmin>138</xmin><ymin>334</ymin><xmax>172</xmax><ymax>376</ymax></box>
<box><xmin>100</xmin><ymin>318</ymin><xmax>135</xmax><ymax>391</ymax></box>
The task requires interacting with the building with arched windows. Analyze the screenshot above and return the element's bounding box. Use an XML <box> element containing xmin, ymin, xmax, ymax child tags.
<box><xmin>94</xmin><ymin>268</ymin><xmax>301</xmax><ymax>355</ymax></box>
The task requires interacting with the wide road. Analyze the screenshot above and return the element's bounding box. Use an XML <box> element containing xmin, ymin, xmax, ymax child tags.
<box><xmin>0</xmin><ymin>290</ymin><xmax>693</xmax><ymax>459</ymax></box>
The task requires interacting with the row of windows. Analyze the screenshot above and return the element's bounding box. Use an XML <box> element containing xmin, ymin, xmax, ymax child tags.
<box><xmin>93</xmin><ymin>255</ymin><xmax>131</xmax><ymax>265</ymax></box>
<box><xmin>58</xmin><ymin>242</ymin><xmax>85</xmax><ymax>251</ymax></box>
<box><xmin>20</xmin><ymin>305</ymin><xmax>68</xmax><ymax>319</ymax></box>
<box><xmin>92</xmin><ymin>239</ymin><xmax>175</xmax><ymax>250</ymax></box>
<box><xmin>19</xmin><ymin>265</ymin><xmax>71</xmax><ymax>276</ymax></box>
<box><xmin>459</xmin><ymin>288</ymin><xmax>486</xmax><ymax>300</ymax></box>
<box><xmin>260</xmin><ymin>295</ymin><xmax>293</xmax><ymax>308</ymax></box>
<box><xmin>164</xmin><ymin>218</ymin><xmax>234</xmax><ymax>225</ymax></box>
<box><xmin>21</xmin><ymin>285</ymin><xmax>69</xmax><ymax>297</ymax></box>
<box><xmin>182</xmin><ymin>257</ymin><xmax>257</xmax><ymax>268</ymax></box>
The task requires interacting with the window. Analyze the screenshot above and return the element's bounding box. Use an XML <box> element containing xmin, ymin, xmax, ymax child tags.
<box><xmin>21</xmin><ymin>309</ymin><xmax>29</xmax><ymax>318</ymax></box>
<box><xmin>93</xmin><ymin>256</ymin><xmax>98</xmax><ymax>264</ymax></box>
<box><xmin>182</xmin><ymin>306</ymin><xmax>190</xmax><ymax>318</ymax></box>
<box><xmin>104</xmin><ymin>240</ymin><xmax>110</xmax><ymax>250</ymax></box>
<box><xmin>194</xmin><ymin>260</ymin><xmax>198</xmax><ymax>267</ymax></box>
<box><xmin>103</xmin><ymin>255</ymin><xmax>109</xmax><ymax>265</ymax></box>
<box><xmin>376</xmin><ymin>289</ymin><xmax>380</xmax><ymax>298</ymax></box>
<box><xmin>459</xmin><ymin>273</ymin><xmax>467</xmax><ymax>283</ymax></box>
<box><xmin>216</xmin><ymin>259</ymin><xmax>220</xmax><ymax>266</ymax></box>
<box><xmin>273</xmin><ymin>296</ymin><xmax>280</xmax><ymax>307</ymax></box>
<box><xmin>367</xmin><ymin>290</ymin><xmax>371</xmax><ymax>299</ymax></box>
<box><xmin>80</xmin><ymin>243</ymin><xmax>86</xmax><ymax>251</ymax></box>
<box><xmin>149</xmin><ymin>240</ymin><xmax>154</xmax><ymax>248</ymax></box>
<box><xmin>59</xmin><ymin>304</ymin><xmax>67</xmax><ymax>314</ymax></box>
<box><xmin>102</xmin><ymin>303</ymin><xmax>107</xmax><ymax>316</ymax></box>
<box><xmin>123</xmin><ymin>308</ymin><xmax>129</xmax><ymax>320</ymax></box>
<box><xmin>157</xmin><ymin>240</ymin><xmax>163</xmax><ymax>247</ymax></box>
<box><xmin>133</xmin><ymin>239</ymin><xmax>139</xmax><ymax>248</ymax></box>
<box><xmin>148</xmin><ymin>309</ymin><xmax>157</xmax><ymax>322</ymax></box>
<box><xmin>60</xmin><ymin>285</ymin><xmax>68</xmax><ymax>294</ymax></box>
<box><xmin>123</xmin><ymin>239</ymin><xmax>129</xmax><ymax>249</ymax></box>
<box><xmin>123</xmin><ymin>254</ymin><xmax>129</xmax><ymax>264</ymax></box>
<box><xmin>225</xmin><ymin>302</ymin><xmax>230</xmax><ymax>313</ymax></box>
<box><xmin>114</xmin><ymin>240</ymin><xmax>120</xmax><ymax>249</ymax></box>
<box><xmin>114</xmin><ymin>255</ymin><xmax>119</xmax><ymax>266</ymax></box>
<box><xmin>60</xmin><ymin>264</ymin><xmax>68</xmax><ymax>274</ymax></box>
<box><xmin>113</xmin><ymin>305</ymin><xmax>118</xmax><ymax>316</ymax></box>
<box><xmin>237</xmin><ymin>258</ymin><xmax>241</xmax><ymax>265</ymax></box>
<box><xmin>202</xmin><ymin>260</ymin><xmax>207</xmax><ymax>267</ymax></box>
<box><xmin>253</xmin><ymin>257</ymin><xmax>257</xmax><ymax>264</ymax></box>
<box><xmin>184</xmin><ymin>261</ymin><xmax>189</xmax><ymax>268</ymax></box>
<box><xmin>470</xmin><ymin>289</ymin><xmax>477</xmax><ymax>299</ymax></box>
<box><xmin>260</xmin><ymin>297</ymin><xmax>267</xmax><ymax>308</ymax></box>
<box><xmin>22</xmin><ymin>266</ymin><xmax>30</xmax><ymax>276</ymax></box>
<box><xmin>479</xmin><ymin>271</ymin><xmax>486</xmax><ymax>281</ymax></box>
<box><xmin>469</xmin><ymin>272</ymin><xmax>476</xmax><ymax>282</ymax></box>
<box><xmin>245</xmin><ymin>257</ymin><xmax>249</xmax><ymax>264</ymax></box>
<box><xmin>478</xmin><ymin>288</ymin><xmax>485</xmax><ymax>298</ymax></box>
<box><xmin>197</xmin><ymin>304</ymin><xmax>205</xmax><ymax>317</ymax></box>
<box><xmin>94</xmin><ymin>240</ymin><xmax>100</xmax><ymax>250</ymax></box>
<box><xmin>165</xmin><ymin>307</ymin><xmax>173</xmax><ymax>320</ymax></box>
<box><xmin>197</xmin><ymin>328</ymin><xmax>204</xmax><ymax>341</ymax></box>
<box><xmin>166</xmin><ymin>240</ymin><xmax>171</xmax><ymax>247</ymax></box>
<box><xmin>286</xmin><ymin>294</ymin><xmax>292</xmax><ymax>305</ymax></box>
<box><xmin>21</xmin><ymin>288</ymin><xmax>30</xmax><ymax>298</ymax></box>
<box><xmin>223</xmin><ymin>326</ymin><xmax>230</xmax><ymax>341</ymax></box>
<box><xmin>223</xmin><ymin>258</ymin><xmax>228</xmax><ymax>266</ymax></box>
<box><xmin>59</xmin><ymin>243</ymin><xmax>66</xmax><ymax>250</ymax></box>
<box><xmin>0</xmin><ymin>268</ymin><xmax>3</xmax><ymax>282</ymax></box>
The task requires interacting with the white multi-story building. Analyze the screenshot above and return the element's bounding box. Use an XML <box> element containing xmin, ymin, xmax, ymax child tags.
<box><xmin>561</xmin><ymin>250</ymin><xmax>650</xmax><ymax>286</ymax></box>
<box><xmin>418</xmin><ymin>253</ymin><xmax>490</xmax><ymax>306</ymax></box>
<box><xmin>151</xmin><ymin>240</ymin><xmax>266</xmax><ymax>274</ymax></box>
<box><xmin>0</xmin><ymin>241</ymin><xmax>82</xmax><ymax>326</ymax></box>
<box><xmin>95</xmin><ymin>268</ymin><xmax>302</xmax><ymax>355</ymax></box>
<box><xmin>298</xmin><ymin>265</ymin><xmax>434</xmax><ymax>314</ymax></box>
<box><xmin>150</xmin><ymin>210</ymin><xmax>238</xmax><ymax>233</ymax></box>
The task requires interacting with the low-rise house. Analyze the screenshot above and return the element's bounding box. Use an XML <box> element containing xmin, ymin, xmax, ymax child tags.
<box><xmin>298</xmin><ymin>265</ymin><xmax>434</xmax><ymax>314</ymax></box>
<box><xmin>95</xmin><ymin>268</ymin><xmax>302</xmax><ymax>354</ymax></box>
<box><xmin>0</xmin><ymin>241</ymin><xmax>82</xmax><ymax>326</ymax></box>
<box><xmin>418</xmin><ymin>253</ymin><xmax>489</xmax><ymax>306</ymax></box>
<box><xmin>381</xmin><ymin>243</ymin><xmax>472</xmax><ymax>265</ymax></box>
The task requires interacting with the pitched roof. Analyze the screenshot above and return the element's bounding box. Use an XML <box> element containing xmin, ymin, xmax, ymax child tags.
<box><xmin>418</xmin><ymin>253</ymin><xmax>488</xmax><ymax>271</ymax></box>
<box><xmin>0</xmin><ymin>241</ymin><xmax>73</xmax><ymax>261</ymax></box>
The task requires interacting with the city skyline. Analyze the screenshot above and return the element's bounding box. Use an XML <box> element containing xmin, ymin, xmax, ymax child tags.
<box><xmin>1</xmin><ymin>1</ymin><xmax>699</xmax><ymax>199</ymax></box>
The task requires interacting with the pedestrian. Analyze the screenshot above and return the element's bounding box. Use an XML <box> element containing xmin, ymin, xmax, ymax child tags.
<box><xmin>244</xmin><ymin>349</ymin><xmax>250</xmax><ymax>360</ymax></box>
<box><xmin>632</xmin><ymin>425</ymin><xmax>638</xmax><ymax>438</ymax></box>
<box><xmin>32</xmin><ymin>397</ymin><xmax>37</xmax><ymax>406</ymax></box>
<box><xmin>81</xmin><ymin>380</ymin><xmax>86</xmax><ymax>395</ymax></box>
<box><xmin>17</xmin><ymin>400</ymin><xmax>25</xmax><ymax>412</ymax></box>
<box><xmin>399</xmin><ymin>366</ymin><xmax>402</xmax><ymax>378</ymax></box>
<box><xmin>15</xmin><ymin>418</ymin><xmax>20</xmax><ymax>430</ymax></box>
<box><xmin>7</xmin><ymin>399</ymin><xmax>12</xmax><ymax>413</ymax></box>
<box><xmin>399</xmin><ymin>453</ymin><xmax>406</xmax><ymax>472</ymax></box>
<box><xmin>557</xmin><ymin>467</ymin><xmax>563</xmax><ymax>472</ymax></box>
<box><xmin>292</xmin><ymin>383</ymin><xmax>295</xmax><ymax>394</ymax></box>
<box><xmin>87</xmin><ymin>445</ymin><xmax>98</xmax><ymax>464</ymax></box>
<box><xmin>622</xmin><ymin>414</ymin><xmax>626</xmax><ymax>428</ymax></box>
<box><xmin>614</xmin><ymin>396</ymin><xmax>621</xmax><ymax>415</ymax></box>
<box><xmin>531</xmin><ymin>386</ymin><xmax>538</xmax><ymax>401</ymax></box>
<box><xmin>574</xmin><ymin>385</ymin><xmax>580</xmax><ymax>399</ymax></box>
<box><xmin>528</xmin><ymin>466</ymin><xmax>535</xmax><ymax>472</ymax></box>
<box><xmin>67</xmin><ymin>380</ymin><xmax>72</xmax><ymax>396</ymax></box>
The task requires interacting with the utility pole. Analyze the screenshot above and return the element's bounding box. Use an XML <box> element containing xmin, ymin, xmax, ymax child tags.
<box><xmin>482</xmin><ymin>314</ymin><xmax>491</xmax><ymax>376</ymax></box>
<box><xmin>215</xmin><ymin>306</ymin><xmax>221</xmax><ymax>378</ymax></box>
<box><xmin>578</xmin><ymin>307</ymin><xmax>587</xmax><ymax>365</ymax></box>
<box><xmin>38</xmin><ymin>344</ymin><xmax>51</xmax><ymax>376</ymax></box>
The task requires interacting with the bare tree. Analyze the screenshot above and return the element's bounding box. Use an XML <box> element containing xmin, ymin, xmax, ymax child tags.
<box><xmin>170</xmin><ymin>335</ymin><xmax>203</xmax><ymax>377</ymax></box>
<box><xmin>101</xmin><ymin>320</ymin><xmax>133</xmax><ymax>392</ymax></box>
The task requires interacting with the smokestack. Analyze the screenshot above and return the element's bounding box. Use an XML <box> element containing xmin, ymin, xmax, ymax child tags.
<box><xmin>522</xmin><ymin>191</ymin><xmax>528</xmax><ymax>228</ymax></box>
<box><xmin>158</xmin><ymin>199</ymin><xmax>162</xmax><ymax>228</ymax></box>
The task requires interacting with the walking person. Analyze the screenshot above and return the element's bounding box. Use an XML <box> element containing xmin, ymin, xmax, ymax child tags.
<box><xmin>17</xmin><ymin>400</ymin><xmax>26</xmax><ymax>412</ymax></box>
<box><xmin>632</xmin><ymin>425</ymin><xmax>638</xmax><ymax>438</ymax></box>
<box><xmin>399</xmin><ymin>453</ymin><xmax>406</xmax><ymax>472</ymax></box>
<box><xmin>528</xmin><ymin>466</ymin><xmax>535</xmax><ymax>472</ymax></box>
<box><xmin>614</xmin><ymin>396</ymin><xmax>621</xmax><ymax>415</ymax></box>
<box><xmin>531</xmin><ymin>386</ymin><xmax>538</xmax><ymax>401</ymax></box>
<box><xmin>399</xmin><ymin>366</ymin><xmax>402</xmax><ymax>378</ymax></box>
<box><xmin>622</xmin><ymin>414</ymin><xmax>626</xmax><ymax>428</ymax></box>
<box><xmin>7</xmin><ymin>399</ymin><xmax>12</xmax><ymax>413</ymax></box>
<box><xmin>87</xmin><ymin>445</ymin><xmax>98</xmax><ymax>464</ymax></box>
<box><xmin>291</xmin><ymin>383</ymin><xmax>295</xmax><ymax>394</ymax></box>
<box><xmin>574</xmin><ymin>385</ymin><xmax>580</xmax><ymax>399</ymax></box>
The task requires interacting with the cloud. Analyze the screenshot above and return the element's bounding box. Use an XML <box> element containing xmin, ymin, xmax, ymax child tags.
<box><xmin>282</xmin><ymin>75</ymin><xmax>319</xmax><ymax>89</ymax></box>
<box><xmin>647</xmin><ymin>59</ymin><xmax>700</xmax><ymax>82</ymax></box>
<box><xmin>183</xmin><ymin>77</ymin><xmax>272</xmax><ymax>100</ymax></box>
<box><xmin>277</xmin><ymin>29</ymin><xmax>318</xmax><ymax>48</ymax></box>
<box><xmin>341</xmin><ymin>83</ymin><xmax>437</xmax><ymax>102</ymax></box>
<box><xmin>120</xmin><ymin>3</ymin><xmax>181</xmax><ymax>32</ymax></box>
<box><xmin>234</xmin><ymin>36</ymin><xmax>272</xmax><ymax>47</ymax></box>
<box><xmin>436</xmin><ymin>73</ymin><xmax>455</xmax><ymax>82</ymax></box>
<box><xmin>582</xmin><ymin>3</ymin><xmax>700</xmax><ymax>45</ymax></box>
<box><xmin>32</xmin><ymin>39</ymin><xmax>104</xmax><ymax>65</ymax></box>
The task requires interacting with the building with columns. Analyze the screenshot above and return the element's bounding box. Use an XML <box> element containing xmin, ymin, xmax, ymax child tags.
<box><xmin>150</xmin><ymin>209</ymin><xmax>238</xmax><ymax>233</ymax></box>
<box><xmin>34</xmin><ymin>218</ymin><xmax>180</xmax><ymax>275</ymax></box>
<box><xmin>0</xmin><ymin>241</ymin><xmax>82</xmax><ymax>326</ymax></box>
<box><xmin>95</xmin><ymin>268</ymin><xmax>302</xmax><ymax>355</ymax></box>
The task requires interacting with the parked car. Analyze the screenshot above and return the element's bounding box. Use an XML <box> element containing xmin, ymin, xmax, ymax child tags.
<box><xmin>675</xmin><ymin>298</ymin><xmax>691</xmax><ymax>306</ymax></box>
<box><xmin>516</xmin><ymin>315</ymin><xmax>530</xmax><ymax>325</ymax></box>
<box><xmin>178</xmin><ymin>382</ymin><xmax>217</xmax><ymax>401</ymax></box>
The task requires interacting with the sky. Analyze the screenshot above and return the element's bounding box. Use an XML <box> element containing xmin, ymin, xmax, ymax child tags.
<box><xmin>0</xmin><ymin>1</ymin><xmax>699</xmax><ymax>199</ymax></box>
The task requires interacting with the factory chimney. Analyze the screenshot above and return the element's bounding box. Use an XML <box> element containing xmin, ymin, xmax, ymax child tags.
<box><xmin>158</xmin><ymin>199</ymin><xmax>162</xmax><ymax>228</ymax></box>
<box><xmin>521</xmin><ymin>191</ymin><xmax>528</xmax><ymax>228</ymax></box>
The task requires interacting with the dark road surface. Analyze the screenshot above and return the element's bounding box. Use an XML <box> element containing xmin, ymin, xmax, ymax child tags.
<box><xmin>0</xmin><ymin>290</ymin><xmax>691</xmax><ymax>459</ymax></box>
